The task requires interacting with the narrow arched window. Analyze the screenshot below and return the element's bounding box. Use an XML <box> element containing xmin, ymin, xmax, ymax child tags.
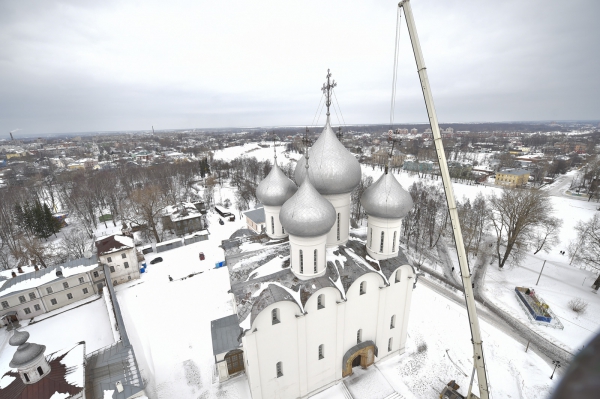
<box><xmin>390</xmin><ymin>315</ymin><xmax>396</xmax><ymax>329</ymax></box>
<box><xmin>23</xmin><ymin>373</ymin><xmax>30</xmax><ymax>382</ymax></box>
<box><xmin>357</xmin><ymin>329</ymin><xmax>362</xmax><ymax>344</ymax></box>
<box><xmin>271</xmin><ymin>308</ymin><xmax>280</xmax><ymax>324</ymax></box>
<box><xmin>318</xmin><ymin>344</ymin><xmax>324</xmax><ymax>360</ymax></box>
<box><xmin>395</xmin><ymin>270</ymin><xmax>401</xmax><ymax>283</ymax></box>
<box><xmin>313</xmin><ymin>249</ymin><xmax>317</xmax><ymax>273</ymax></box>
<box><xmin>369</xmin><ymin>228</ymin><xmax>373</xmax><ymax>248</ymax></box>
<box><xmin>380</xmin><ymin>231</ymin><xmax>385</xmax><ymax>252</ymax></box>
<box><xmin>282</xmin><ymin>225</ymin><xmax>285</xmax><ymax>234</ymax></box>
<box><xmin>276</xmin><ymin>361</ymin><xmax>283</xmax><ymax>377</ymax></box>
<box><xmin>317</xmin><ymin>294</ymin><xmax>324</xmax><ymax>309</ymax></box>
<box><xmin>388</xmin><ymin>337</ymin><xmax>393</xmax><ymax>352</ymax></box>
<box><xmin>271</xmin><ymin>216</ymin><xmax>274</xmax><ymax>234</ymax></box>
<box><xmin>299</xmin><ymin>250</ymin><xmax>304</xmax><ymax>274</ymax></box>
<box><xmin>37</xmin><ymin>366</ymin><xmax>44</xmax><ymax>376</ymax></box>
<box><xmin>392</xmin><ymin>231</ymin><xmax>397</xmax><ymax>252</ymax></box>
<box><xmin>337</xmin><ymin>213</ymin><xmax>341</xmax><ymax>241</ymax></box>
<box><xmin>360</xmin><ymin>281</ymin><xmax>366</xmax><ymax>295</ymax></box>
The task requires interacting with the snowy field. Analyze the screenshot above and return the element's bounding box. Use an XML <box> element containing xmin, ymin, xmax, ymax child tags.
<box><xmin>0</xmin><ymin>295</ymin><xmax>115</xmax><ymax>382</ymax></box>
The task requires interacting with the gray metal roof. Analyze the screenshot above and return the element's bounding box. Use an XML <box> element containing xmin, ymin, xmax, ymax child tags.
<box><xmin>211</xmin><ymin>314</ymin><xmax>242</xmax><ymax>356</ymax></box>
<box><xmin>361</xmin><ymin>172</ymin><xmax>413</xmax><ymax>219</ymax></box>
<box><xmin>294</xmin><ymin>117</ymin><xmax>361</xmax><ymax>195</ymax></box>
<box><xmin>0</xmin><ymin>255</ymin><xmax>98</xmax><ymax>298</ymax></box>
<box><xmin>498</xmin><ymin>168</ymin><xmax>530</xmax><ymax>176</ymax></box>
<box><xmin>279</xmin><ymin>178</ymin><xmax>336</xmax><ymax>237</ymax></box>
<box><xmin>229</xmin><ymin>228</ymin><xmax>257</xmax><ymax>240</ymax></box>
<box><xmin>256</xmin><ymin>163</ymin><xmax>298</xmax><ymax>206</ymax></box>
<box><xmin>244</xmin><ymin>208</ymin><xmax>266</xmax><ymax>224</ymax></box>
<box><xmin>84</xmin><ymin>342</ymin><xmax>144</xmax><ymax>399</ymax></box>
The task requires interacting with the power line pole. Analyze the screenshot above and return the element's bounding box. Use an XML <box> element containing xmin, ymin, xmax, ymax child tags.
<box><xmin>536</xmin><ymin>260</ymin><xmax>547</xmax><ymax>286</ymax></box>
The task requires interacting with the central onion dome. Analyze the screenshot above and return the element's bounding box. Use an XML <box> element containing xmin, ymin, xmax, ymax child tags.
<box><xmin>361</xmin><ymin>172</ymin><xmax>413</xmax><ymax>218</ymax></box>
<box><xmin>295</xmin><ymin>119</ymin><xmax>361</xmax><ymax>195</ymax></box>
<box><xmin>280</xmin><ymin>177</ymin><xmax>336</xmax><ymax>237</ymax></box>
<box><xmin>256</xmin><ymin>163</ymin><xmax>297</xmax><ymax>206</ymax></box>
<box><xmin>9</xmin><ymin>330</ymin><xmax>46</xmax><ymax>368</ymax></box>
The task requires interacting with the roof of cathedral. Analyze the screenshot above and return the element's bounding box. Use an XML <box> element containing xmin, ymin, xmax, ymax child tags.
<box><xmin>256</xmin><ymin>163</ymin><xmax>298</xmax><ymax>206</ymax></box>
<box><xmin>361</xmin><ymin>172</ymin><xmax>414</xmax><ymax>219</ymax></box>
<box><xmin>279</xmin><ymin>178</ymin><xmax>336</xmax><ymax>237</ymax></box>
<box><xmin>9</xmin><ymin>329</ymin><xmax>46</xmax><ymax>368</ymax></box>
<box><xmin>294</xmin><ymin>118</ymin><xmax>361</xmax><ymax>195</ymax></box>
<box><xmin>225</xmin><ymin>234</ymin><xmax>414</xmax><ymax>333</ymax></box>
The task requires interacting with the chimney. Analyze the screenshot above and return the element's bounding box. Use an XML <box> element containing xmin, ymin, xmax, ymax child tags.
<box><xmin>17</xmin><ymin>267</ymin><xmax>24</xmax><ymax>274</ymax></box>
<box><xmin>11</xmin><ymin>271</ymin><xmax>17</xmax><ymax>278</ymax></box>
<box><xmin>34</xmin><ymin>265</ymin><xmax>39</xmax><ymax>271</ymax></box>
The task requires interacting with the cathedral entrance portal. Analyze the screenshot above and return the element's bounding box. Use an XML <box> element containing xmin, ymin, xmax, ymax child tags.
<box><xmin>225</xmin><ymin>349</ymin><xmax>244</xmax><ymax>375</ymax></box>
<box><xmin>342</xmin><ymin>341</ymin><xmax>378</xmax><ymax>378</ymax></box>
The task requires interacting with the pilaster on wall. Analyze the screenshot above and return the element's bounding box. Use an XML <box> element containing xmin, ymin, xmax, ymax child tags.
<box><xmin>297</xmin><ymin>314</ymin><xmax>308</xmax><ymax>397</ymax></box>
<box><xmin>243</xmin><ymin>331</ymin><xmax>263</xmax><ymax>399</ymax></box>
<box><xmin>334</xmin><ymin>300</ymin><xmax>346</xmax><ymax>378</ymax></box>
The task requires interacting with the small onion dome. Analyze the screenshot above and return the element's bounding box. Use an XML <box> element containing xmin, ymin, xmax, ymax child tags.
<box><xmin>9</xmin><ymin>330</ymin><xmax>46</xmax><ymax>368</ymax></box>
<box><xmin>280</xmin><ymin>177</ymin><xmax>336</xmax><ymax>237</ymax></box>
<box><xmin>295</xmin><ymin>119</ymin><xmax>361</xmax><ymax>195</ymax></box>
<box><xmin>256</xmin><ymin>163</ymin><xmax>298</xmax><ymax>206</ymax></box>
<box><xmin>361</xmin><ymin>172</ymin><xmax>413</xmax><ymax>218</ymax></box>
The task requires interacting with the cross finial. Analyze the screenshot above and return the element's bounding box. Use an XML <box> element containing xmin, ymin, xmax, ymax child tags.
<box><xmin>272</xmin><ymin>131</ymin><xmax>278</xmax><ymax>165</ymax></box>
<box><xmin>386</xmin><ymin>129</ymin><xmax>401</xmax><ymax>174</ymax></box>
<box><xmin>321</xmin><ymin>69</ymin><xmax>337</xmax><ymax>117</ymax></box>
<box><xmin>337</xmin><ymin>126</ymin><xmax>343</xmax><ymax>140</ymax></box>
<box><xmin>302</xmin><ymin>127</ymin><xmax>311</xmax><ymax>170</ymax></box>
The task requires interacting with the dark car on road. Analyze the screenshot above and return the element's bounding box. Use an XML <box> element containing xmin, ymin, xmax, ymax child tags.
<box><xmin>150</xmin><ymin>257</ymin><xmax>163</xmax><ymax>264</ymax></box>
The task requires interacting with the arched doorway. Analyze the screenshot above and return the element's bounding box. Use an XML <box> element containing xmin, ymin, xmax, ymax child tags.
<box><xmin>225</xmin><ymin>349</ymin><xmax>244</xmax><ymax>375</ymax></box>
<box><xmin>342</xmin><ymin>341</ymin><xmax>378</xmax><ymax>378</ymax></box>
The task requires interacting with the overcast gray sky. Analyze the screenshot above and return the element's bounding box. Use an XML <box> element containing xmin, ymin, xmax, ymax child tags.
<box><xmin>1</xmin><ymin>0</ymin><xmax>599</xmax><ymax>136</ymax></box>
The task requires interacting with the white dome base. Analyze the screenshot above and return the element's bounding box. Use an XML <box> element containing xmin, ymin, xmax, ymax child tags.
<box><xmin>322</xmin><ymin>193</ymin><xmax>351</xmax><ymax>247</ymax></box>
<box><xmin>289</xmin><ymin>234</ymin><xmax>328</xmax><ymax>280</ymax></box>
<box><xmin>264</xmin><ymin>205</ymin><xmax>287</xmax><ymax>239</ymax></box>
<box><xmin>365</xmin><ymin>215</ymin><xmax>403</xmax><ymax>260</ymax></box>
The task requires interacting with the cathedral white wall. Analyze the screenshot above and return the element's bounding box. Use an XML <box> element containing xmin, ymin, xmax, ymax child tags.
<box><xmin>322</xmin><ymin>193</ymin><xmax>351</xmax><ymax>247</ymax></box>
<box><xmin>289</xmin><ymin>234</ymin><xmax>327</xmax><ymax>280</ymax></box>
<box><xmin>18</xmin><ymin>355</ymin><xmax>51</xmax><ymax>384</ymax></box>
<box><xmin>244</xmin><ymin>301</ymin><xmax>302</xmax><ymax>399</ymax></box>
<box><xmin>264</xmin><ymin>205</ymin><xmax>287</xmax><ymax>239</ymax></box>
<box><xmin>366</xmin><ymin>216</ymin><xmax>403</xmax><ymax>260</ymax></box>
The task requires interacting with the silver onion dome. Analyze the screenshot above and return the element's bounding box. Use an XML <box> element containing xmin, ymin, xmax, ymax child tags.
<box><xmin>361</xmin><ymin>172</ymin><xmax>413</xmax><ymax>219</ymax></box>
<box><xmin>280</xmin><ymin>177</ymin><xmax>336</xmax><ymax>237</ymax></box>
<box><xmin>295</xmin><ymin>118</ymin><xmax>361</xmax><ymax>195</ymax></box>
<box><xmin>9</xmin><ymin>330</ymin><xmax>46</xmax><ymax>368</ymax></box>
<box><xmin>256</xmin><ymin>162</ymin><xmax>298</xmax><ymax>206</ymax></box>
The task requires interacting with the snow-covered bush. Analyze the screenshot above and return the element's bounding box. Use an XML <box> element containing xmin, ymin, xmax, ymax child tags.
<box><xmin>568</xmin><ymin>297</ymin><xmax>588</xmax><ymax>314</ymax></box>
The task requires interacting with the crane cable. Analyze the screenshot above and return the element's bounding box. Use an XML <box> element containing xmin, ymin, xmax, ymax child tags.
<box><xmin>390</xmin><ymin>6</ymin><xmax>402</xmax><ymax>128</ymax></box>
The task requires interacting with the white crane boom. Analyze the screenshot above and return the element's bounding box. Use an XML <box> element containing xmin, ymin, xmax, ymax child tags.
<box><xmin>397</xmin><ymin>1</ymin><xmax>490</xmax><ymax>398</ymax></box>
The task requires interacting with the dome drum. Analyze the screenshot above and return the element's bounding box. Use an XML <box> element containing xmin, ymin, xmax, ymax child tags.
<box><xmin>366</xmin><ymin>215</ymin><xmax>403</xmax><ymax>260</ymax></box>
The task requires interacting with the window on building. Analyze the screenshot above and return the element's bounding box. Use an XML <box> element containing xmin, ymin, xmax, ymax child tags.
<box><xmin>271</xmin><ymin>216</ymin><xmax>275</xmax><ymax>234</ymax></box>
<box><xmin>19</xmin><ymin>296</ymin><xmax>26</xmax><ymax>303</ymax></box>
<box><xmin>121</xmin><ymin>253</ymin><xmax>127</xmax><ymax>259</ymax></box>
<box><xmin>392</xmin><ymin>231</ymin><xmax>397</xmax><ymax>253</ymax></box>
<box><xmin>317</xmin><ymin>294</ymin><xmax>325</xmax><ymax>309</ymax></box>
<box><xmin>24</xmin><ymin>307</ymin><xmax>31</xmax><ymax>315</ymax></box>
<box><xmin>24</xmin><ymin>373</ymin><xmax>30</xmax><ymax>383</ymax></box>
<box><xmin>37</xmin><ymin>366</ymin><xmax>44</xmax><ymax>376</ymax></box>
<box><xmin>46</xmin><ymin>287</ymin><xmax>53</xmax><ymax>294</ymax></box>
<box><xmin>313</xmin><ymin>249</ymin><xmax>317</xmax><ymax>274</ymax></box>
<box><xmin>395</xmin><ymin>270</ymin><xmax>401</xmax><ymax>283</ymax></box>
<box><xmin>124</xmin><ymin>262</ymin><xmax>129</xmax><ymax>268</ymax></box>
<box><xmin>34</xmin><ymin>304</ymin><xmax>41</xmax><ymax>311</ymax></box>
<box><xmin>2</xmin><ymin>301</ymin><xmax>9</xmax><ymax>309</ymax></box>
<box><xmin>318</xmin><ymin>344</ymin><xmax>324</xmax><ymax>360</ymax></box>
<box><xmin>29</xmin><ymin>292</ymin><xmax>36</xmax><ymax>300</ymax></box>
<box><xmin>272</xmin><ymin>308</ymin><xmax>280</xmax><ymax>325</ymax></box>
<box><xmin>83</xmin><ymin>288</ymin><xmax>89</xmax><ymax>294</ymax></box>
<box><xmin>299</xmin><ymin>250</ymin><xmax>304</xmax><ymax>274</ymax></box>
<box><xmin>337</xmin><ymin>213</ymin><xmax>340</xmax><ymax>241</ymax></box>
<box><xmin>63</xmin><ymin>282</ymin><xmax>69</xmax><ymax>289</ymax></box>
<box><xmin>388</xmin><ymin>337</ymin><xmax>393</xmax><ymax>352</ymax></box>
<box><xmin>51</xmin><ymin>299</ymin><xmax>58</xmax><ymax>305</ymax></box>
<box><xmin>110</xmin><ymin>266</ymin><xmax>116</xmax><ymax>273</ymax></box>
<box><xmin>380</xmin><ymin>231</ymin><xmax>385</xmax><ymax>252</ymax></box>
<box><xmin>369</xmin><ymin>228</ymin><xmax>373</xmax><ymax>248</ymax></box>
<box><xmin>79</xmin><ymin>277</ymin><xmax>85</xmax><ymax>284</ymax></box>
<box><xmin>107</xmin><ymin>257</ymin><xmax>112</xmax><ymax>262</ymax></box>
<box><xmin>390</xmin><ymin>315</ymin><xmax>396</xmax><ymax>329</ymax></box>
<box><xmin>282</xmin><ymin>225</ymin><xmax>285</xmax><ymax>234</ymax></box>
<box><xmin>360</xmin><ymin>281</ymin><xmax>366</xmax><ymax>295</ymax></box>
<box><xmin>276</xmin><ymin>362</ymin><xmax>283</xmax><ymax>378</ymax></box>
<box><xmin>357</xmin><ymin>329</ymin><xmax>362</xmax><ymax>344</ymax></box>
<box><xmin>67</xmin><ymin>293</ymin><xmax>73</xmax><ymax>300</ymax></box>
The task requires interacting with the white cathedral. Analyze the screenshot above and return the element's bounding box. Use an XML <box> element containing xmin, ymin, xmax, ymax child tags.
<box><xmin>211</xmin><ymin>71</ymin><xmax>416</xmax><ymax>399</ymax></box>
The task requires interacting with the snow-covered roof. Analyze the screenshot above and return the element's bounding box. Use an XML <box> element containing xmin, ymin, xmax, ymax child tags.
<box><xmin>95</xmin><ymin>235</ymin><xmax>134</xmax><ymax>256</ymax></box>
<box><xmin>163</xmin><ymin>202</ymin><xmax>203</xmax><ymax>222</ymax></box>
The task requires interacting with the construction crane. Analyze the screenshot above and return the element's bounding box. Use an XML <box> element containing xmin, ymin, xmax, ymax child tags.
<box><xmin>395</xmin><ymin>1</ymin><xmax>490</xmax><ymax>398</ymax></box>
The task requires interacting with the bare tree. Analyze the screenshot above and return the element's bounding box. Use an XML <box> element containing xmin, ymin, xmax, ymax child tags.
<box><xmin>122</xmin><ymin>185</ymin><xmax>166</xmax><ymax>243</ymax></box>
<box><xmin>531</xmin><ymin>216</ymin><xmax>562</xmax><ymax>254</ymax></box>
<box><xmin>569</xmin><ymin>214</ymin><xmax>600</xmax><ymax>289</ymax></box>
<box><xmin>488</xmin><ymin>188</ymin><xmax>555</xmax><ymax>269</ymax></box>
<box><xmin>60</xmin><ymin>228</ymin><xmax>94</xmax><ymax>260</ymax></box>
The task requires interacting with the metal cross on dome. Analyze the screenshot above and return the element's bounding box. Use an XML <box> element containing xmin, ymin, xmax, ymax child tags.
<box><xmin>321</xmin><ymin>69</ymin><xmax>337</xmax><ymax>117</ymax></box>
<box><xmin>302</xmin><ymin>127</ymin><xmax>312</xmax><ymax>169</ymax></box>
<box><xmin>271</xmin><ymin>132</ymin><xmax>279</xmax><ymax>164</ymax></box>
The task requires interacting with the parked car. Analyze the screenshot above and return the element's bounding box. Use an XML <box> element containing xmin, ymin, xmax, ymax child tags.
<box><xmin>150</xmin><ymin>257</ymin><xmax>163</xmax><ymax>264</ymax></box>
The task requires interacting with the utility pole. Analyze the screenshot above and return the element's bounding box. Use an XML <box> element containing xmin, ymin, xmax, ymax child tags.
<box><xmin>536</xmin><ymin>260</ymin><xmax>547</xmax><ymax>286</ymax></box>
<box><xmin>398</xmin><ymin>1</ymin><xmax>490</xmax><ymax>397</ymax></box>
